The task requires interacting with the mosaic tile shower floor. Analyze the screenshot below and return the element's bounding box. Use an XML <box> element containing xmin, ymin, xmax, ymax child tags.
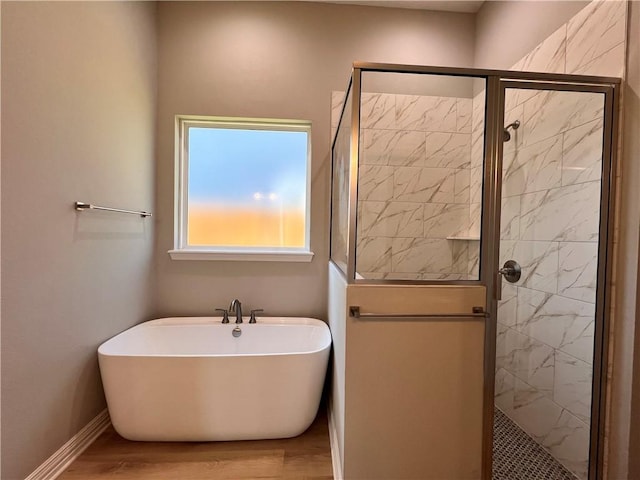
<box><xmin>493</xmin><ymin>408</ymin><xmax>578</xmax><ymax>480</ymax></box>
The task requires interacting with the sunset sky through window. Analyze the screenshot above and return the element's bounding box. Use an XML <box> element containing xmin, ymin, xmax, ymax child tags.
<box><xmin>187</xmin><ymin>126</ymin><xmax>308</xmax><ymax>247</ymax></box>
<box><xmin>188</xmin><ymin>127</ymin><xmax>307</xmax><ymax>208</ymax></box>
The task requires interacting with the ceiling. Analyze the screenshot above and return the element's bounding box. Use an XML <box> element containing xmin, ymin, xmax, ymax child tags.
<box><xmin>299</xmin><ymin>0</ymin><xmax>486</xmax><ymax>13</ymax></box>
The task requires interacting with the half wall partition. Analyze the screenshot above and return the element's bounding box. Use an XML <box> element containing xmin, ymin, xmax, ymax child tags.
<box><xmin>328</xmin><ymin>62</ymin><xmax>619</xmax><ymax>480</ymax></box>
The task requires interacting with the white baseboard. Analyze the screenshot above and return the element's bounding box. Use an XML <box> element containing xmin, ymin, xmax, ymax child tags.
<box><xmin>25</xmin><ymin>409</ymin><xmax>111</xmax><ymax>480</ymax></box>
<box><xmin>327</xmin><ymin>401</ymin><xmax>344</xmax><ymax>480</ymax></box>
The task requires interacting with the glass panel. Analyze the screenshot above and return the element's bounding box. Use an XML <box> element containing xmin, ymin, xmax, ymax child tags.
<box><xmin>330</xmin><ymin>87</ymin><xmax>353</xmax><ymax>274</ymax></box>
<box><xmin>186</xmin><ymin>125</ymin><xmax>308</xmax><ymax>248</ymax></box>
<box><xmin>355</xmin><ymin>71</ymin><xmax>486</xmax><ymax>281</ymax></box>
<box><xmin>494</xmin><ymin>87</ymin><xmax>605</xmax><ymax>480</ymax></box>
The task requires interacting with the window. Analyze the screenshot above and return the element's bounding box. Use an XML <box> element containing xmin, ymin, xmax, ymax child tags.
<box><xmin>170</xmin><ymin>116</ymin><xmax>313</xmax><ymax>261</ymax></box>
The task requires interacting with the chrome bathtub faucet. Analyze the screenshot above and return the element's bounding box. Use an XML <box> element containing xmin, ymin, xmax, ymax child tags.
<box><xmin>229</xmin><ymin>299</ymin><xmax>243</xmax><ymax>323</ymax></box>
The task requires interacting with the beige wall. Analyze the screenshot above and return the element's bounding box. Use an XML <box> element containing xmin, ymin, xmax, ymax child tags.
<box><xmin>154</xmin><ymin>1</ymin><xmax>475</xmax><ymax>320</ymax></box>
<box><xmin>1</xmin><ymin>3</ymin><xmax>157</xmax><ymax>479</ymax></box>
<box><xmin>344</xmin><ymin>285</ymin><xmax>486</xmax><ymax>479</ymax></box>
<box><xmin>474</xmin><ymin>0</ymin><xmax>588</xmax><ymax>69</ymax></box>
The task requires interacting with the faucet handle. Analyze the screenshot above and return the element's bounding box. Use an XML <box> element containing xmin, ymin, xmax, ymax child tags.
<box><xmin>249</xmin><ymin>309</ymin><xmax>263</xmax><ymax>323</ymax></box>
<box><xmin>215</xmin><ymin>308</ymin><xmax>229</xmax><ymax>324</ymax></box>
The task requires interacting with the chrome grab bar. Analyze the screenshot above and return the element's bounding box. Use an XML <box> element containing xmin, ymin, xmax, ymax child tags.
<box><xmin>75</xmin><ymin>201</ymin><xmax>152</xmax><ymax>218</ymax></box>
<box><xmin>349</xmin><ymin>305</ymin><xmax>488</xmax><ymax>319</ymax></box>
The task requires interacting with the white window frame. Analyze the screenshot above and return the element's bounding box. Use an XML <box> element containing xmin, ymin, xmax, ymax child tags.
<box><xmin>169</xmin><ymin>115</ymin><xmax>314</xmax><ymax>262</ymax></box>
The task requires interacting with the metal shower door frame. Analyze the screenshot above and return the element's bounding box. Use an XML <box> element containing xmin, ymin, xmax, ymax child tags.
<box><xmin>484</xmin><ymin>77</ymin><xmax>619</xmax><ymax>480</ymax></box>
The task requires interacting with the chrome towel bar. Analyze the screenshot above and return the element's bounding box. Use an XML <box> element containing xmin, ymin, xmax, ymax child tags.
<box><xmin>349</xmin><ymin>305</ymin><xmax>488</xmax><ymax>320</ymax></box>
<box><xmin>75</xmin><ymin>202</ymin><xmax>152</xmax><ymax>218</ymax></box>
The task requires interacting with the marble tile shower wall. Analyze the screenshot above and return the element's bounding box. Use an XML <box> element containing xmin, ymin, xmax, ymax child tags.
<box><xmin>331</xmin><ymin>90</ymin><xmax>477</xmax><ymax>280</ymax></box>
<box><xmin>489</xmin><ymin>1</ymin><xmax>626</xmax><ymax>479</ymax></box>
<box><xmin>494</xmin><ymin>89</ymin><xmax>602</xmax><ymax>480</ymax></box>
<box><xmin>357</xmin><ymin>93</ymin><xmax>476</xmax><ymax>280</ymax></box>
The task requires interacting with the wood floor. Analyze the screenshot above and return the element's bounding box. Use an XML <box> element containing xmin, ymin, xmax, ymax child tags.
<box><xmin>59</xmin><ymin>408</ymin><xmax>333</xmax><ymax>480</ymax></box>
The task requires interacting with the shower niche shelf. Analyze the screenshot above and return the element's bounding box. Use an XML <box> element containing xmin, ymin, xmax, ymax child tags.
<box><xmin>446</xmin><ymin>236</ymin><xmax>480</xmax><ymax>241</ymax></box>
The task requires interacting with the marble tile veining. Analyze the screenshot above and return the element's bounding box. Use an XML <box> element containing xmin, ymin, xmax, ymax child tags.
<box><xmin>424</xmin><ymin>132</ymin><xmax>471</xmax><ymax>169</ymax></box>
<box><xmin>562</xmin><ymin>119</ymin><xmax>603</xmax><ymax>187</ymax></box>
<box><xmin>451</xmin><ymin>241</ymin><xmax>469</xmax><ymax>274</ymax></box>
<box><xmin>358</xmin><ymin>165</ymin><xmax>394</xmax><ymax>202</ymax></box>
<box><xmin>496</xmin><ymin>322</ymin><xmax>510</xmax><ymax>371</ymax></box>
<box><xmin>468</xmin><ymin>202</ymin><xmax>482</xmax><ymax>238</ymax></box>
<box><xmin>542</xmin><ymin>409</ymin><xmax>589</xmax><ymax>480</ymax></box>
<box><xmin>472</xmin><ymin>89</ymin><xmax>486</xmax><ymax>128</ymax></box>
<box><xmin>523</xmin><ymin>90</ymin><xmax>604</xmax><ymax>147</ymax></box>
<box><xmin>519</xmin><ymin>182</ymin><xmax>600</xmax><ymax>242</ymax></box>
<box><xmin>470</xmin><ymin>127</ymin><xmax>485</xmax><ymax>171</ymax></box>
<box><xmin>361</xmin><ymin>92</ymin><xmax>395</xmax><ymax>129</ymax></box>
<box><xmin>456</xmin><ymin>98</ymin><xmax>472</xmax><ymax>133</ymax></box>
<box><xmin>516</xmin><ymin>288</ymin><xmax>595</xmax><ymax>364</ymax></box>
<box><xmin>500</xmin><ymin>241</ymin><xmax>559</xmax><ymax>294</ymax></box>
<box><xmin>501</xmin><ymin>196</ymin><xmax>521</xmax><ymax>240</ymax></box>
<box><xmin>468</xmin><ymin>240</ymin><xmax>480</xmax><ymax>279</ymax></box>
<box><xmin>511</xmin><ymin>378</ymin><xmax>563</xmax><ymax>442</ymax></box>
<box><xmin>395</xmin><ymin>94</ymin><xmax>427</xmax><ymax>130</ymax></box>
<box><xmin>394</xmin><ymin>166</ymin><xmax>455</xmax><ymax>203</ymax></box>
<box><xmin>504</xmin><ymin>327</ymin><xmax>555</xmax><ymax>395</ymax></box>
<box><xmin>573</xmin><ymin>42</ymin><xmax>625</xmax><ymax>78</ymax></box>
<box><xmin>469</xmin><ymin>167</ymin><xmax>483</xmax><ymax>206</ymax></box>
<box><xmin>566</xmin><ymin>0</ymin><xmax>626</xmax><ymax>73</ymax></box>
<box><xmin>553</xmin><ymin>351</ymin><xmax>592</xmax><ymax>423</ymax></box>
<box><xmin>395</xmin><ymin>94</ymin><xmax>465</xmax><ymax>132</ymax></box>
<box><xmin>356</xmin><ymin>236</ymin><xmax>392</xmax><ymax>273</ymax></box>
<box><xmin>391</xmin><ymin>237</ymin><xmax>452</xmax><ymax>274</ymax></box>
<box><xmin>503</xmin><ymin>135</ymin><xmax>563</xmax><ymax>197</ymax></box>
<box><xmin>358</xmin><ymin>201</ymin><xmax>423</xmax><ymax>238</ymax></box>
<box><xmin>423</xmin><ymin>96</ymin><xmax>458</xmax><ymax>132</ymax></box>
<box><xmin>454</xmin><ymin>169</ymin><xmax>470</xmax><ymax>204</ymax></box>
<box><xmin>423</xmin><ymin>203</ymin><xmax>468</xmax><ymax>239</ymax></box>
<box><xmin>498</xmin><ymin>283</ymin><xmax>518</xmax><ymax>328</ymax></box>
<box><xmin>518</xmin><ymin>23</ymin><xmax>567</xmax><ymax>74</ymax></box>
<box><xmin>558</xmin><ymin>242</ymin><xmax>598</xmax><ymax>304</ymax></box>
<box><xmin>495</xmin><ymin>368</ymin><xmax>516</xmax><ymax>416</ymax></box>
<box><xmin>361</xmin><ymin>129</ymin><xmax>426</xmax><ymax>167</ymax></box>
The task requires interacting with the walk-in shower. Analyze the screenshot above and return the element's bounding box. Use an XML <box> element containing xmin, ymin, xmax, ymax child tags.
<box><xmin>329</xmin><ymin>62</ymin><xmax>619</xmax><ymax>480</ymax></box>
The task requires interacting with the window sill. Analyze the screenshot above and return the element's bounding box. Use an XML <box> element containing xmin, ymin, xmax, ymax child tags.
<box><xmin>168</xmin><ymin>249</ymin><xmax>314</xmax><ymax>262</ymax></box>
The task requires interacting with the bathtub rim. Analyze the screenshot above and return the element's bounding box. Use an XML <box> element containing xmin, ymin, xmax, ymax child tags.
<box><xmin>98</xmin><ymin>316</ymin><xmax>332</xmax><ymax>359</ymax></box>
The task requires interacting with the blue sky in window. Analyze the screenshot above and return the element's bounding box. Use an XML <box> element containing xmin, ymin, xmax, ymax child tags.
<box><xmin>188</xmin><ymin>127</ymin><xmax>308</xmax><ymax>209</ymax></box>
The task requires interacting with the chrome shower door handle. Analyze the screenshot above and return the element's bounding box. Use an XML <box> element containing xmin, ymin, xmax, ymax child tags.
<box><xmin>498</xmin><ymin>260</ymin><xmax>522</xmax><ymax>283</ymax></box>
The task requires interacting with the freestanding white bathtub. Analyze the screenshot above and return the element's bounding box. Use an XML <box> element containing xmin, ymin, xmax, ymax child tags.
<box><xmin>98</xmin><ymin>316</ymin><xmax>331</xmax><ymax>442</ymax></box>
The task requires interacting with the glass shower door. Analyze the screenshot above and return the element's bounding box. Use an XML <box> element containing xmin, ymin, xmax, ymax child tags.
<box><xmin>493</xmin><ymin>83</ymin><xmax>611</xmax><ymax>480</ymax></box>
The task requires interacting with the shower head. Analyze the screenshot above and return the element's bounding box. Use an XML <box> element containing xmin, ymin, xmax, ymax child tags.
<box><xmin>503</xmin><ymin>120</ymin><xmax>521</xmax><ymax>142</ymax></box>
